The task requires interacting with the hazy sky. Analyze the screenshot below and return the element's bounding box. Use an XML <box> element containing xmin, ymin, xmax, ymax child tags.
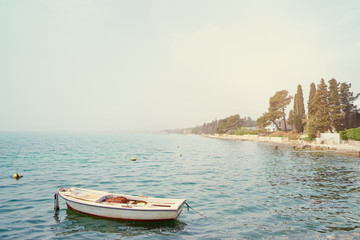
<box><xmin>1</xmin><ymin>0</ymin><xmax>359</xmax><ymax>132</ymax></box>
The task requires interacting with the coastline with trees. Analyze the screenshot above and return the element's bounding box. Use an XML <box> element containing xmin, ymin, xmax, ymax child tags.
<box><xmin>174</xmin><ymin>78</ymin><xmax>360</xmax><ymax>157</ymax></box>
<box><xmin>257</xmin><ymin>78</ymin><xmax>360</xmax><ymax>139</ymax></box>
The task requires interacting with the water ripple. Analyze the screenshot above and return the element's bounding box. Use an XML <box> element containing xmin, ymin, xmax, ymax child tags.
<box><xmin>1</xmin><ymin>133</ymin><xmax>360</xmax><ymax>239</ymax></box>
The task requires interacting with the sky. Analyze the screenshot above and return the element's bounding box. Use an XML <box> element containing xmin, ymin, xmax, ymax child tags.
<box><xmin>1</xmin><ymin>0</ymin><xmax>360</xmax><ymax>132</ymax></box>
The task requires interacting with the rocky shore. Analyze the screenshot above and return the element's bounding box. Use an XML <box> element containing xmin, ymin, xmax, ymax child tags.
<box><xmin>205</xmin><ymin>134</ymin><xmax>360</xmax><ymax>157</ymax></box>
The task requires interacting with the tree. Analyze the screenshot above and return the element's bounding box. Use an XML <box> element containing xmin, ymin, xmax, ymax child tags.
<box><xmin>307</xmin><ymin>115</ymin><xmax>317</xmax><ymax>140</ymax></box>
<box><xmin>215</xmin><ymin>114</ymin><xmax>243</xmax><ymax>134</ymax></box>
<box><xmin>339</xmin><ymin>82</ymin><xmax>360</xmax><ymax>129</ymax></box>
<box><xmin>288</xmin><ymin>109</ymin><xmax>294</xmax><ymax>130</ymax></box>
<box><xmin>293</xmin><ymin>85</ymin><xmax>305</xmax><ymax>133</ymax></box>
<box><xmin>313</xmin><ymin>79</ymin><xmax>331</xmax><ymax>132</ymax></box>
<box><xmin>270</xmin><ymin>90</ymin><xmax>292</xmax><ymax>131</ymax></box>
<box><xmin>256</xmin><ymin>112</ymin><xmax>273</xmax><ymax>129</ymax></box>
<box><xmin>328</xmin><ymin>78</ymin><xmax>342</xmax><ymax>132</ymax></box>
<box><xmin>256</xmin><ymin>90</ymin><xmax>292</xmax><ymax>131</ymax></box>
<box><xmin>308</xmin><ymin>83</ymin><xmax>316</xmax><ymax>117</ymax></box>
<box><xmin>306</xmin><ymin>82</ymin><xmax>317</xmax><ymax>139</ymax></box>
<box><xmin>243</xmin><ymin>117</ymin><xmax>256</xmax><ymax>127</ymax></box>
<box><xmin>192</xmin><ymin>120</ymin><xmax>218</xmax><ymax>134</ymax></box>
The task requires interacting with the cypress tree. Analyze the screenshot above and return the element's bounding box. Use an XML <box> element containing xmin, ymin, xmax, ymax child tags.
<box><xmin>328</xmin><ymin>78</ymin><xmax>342</xmax><ymax>132</ymax></box>
<box><xmin>306</xmin><ymin>82</ymin><xmax>317</xmax><ymax>139</ymax></box>
<box><xmin>308</xmin><ymin>83</ymin><xmax>316</xmax><ymax>117</ymax></box>
<box><xmin>293</xmin><ymin>85</ymin><xmax>305</xmax><ymax>133</ymax></box>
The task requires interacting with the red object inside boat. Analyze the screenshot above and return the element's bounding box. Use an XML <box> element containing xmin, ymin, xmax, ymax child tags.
<box><xmin>103</xmin><ymin>196</ymin><xmax>128</xmax><ymax>203</ymax></box>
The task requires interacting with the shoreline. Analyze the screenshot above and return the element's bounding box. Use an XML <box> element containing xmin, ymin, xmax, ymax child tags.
<box><xmin>204</xmin><ymin>134</ymin><xmax>360</xmax><ymax>158</ymax></box>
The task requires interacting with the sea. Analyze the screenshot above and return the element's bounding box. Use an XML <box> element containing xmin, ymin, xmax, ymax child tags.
<box><xmin>1</xmin><ymin>132</ymin><xmax>360</xmax><ymax>239</ymax></box>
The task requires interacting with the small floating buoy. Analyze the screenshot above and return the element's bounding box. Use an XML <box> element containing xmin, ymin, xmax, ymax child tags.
<box><xmin>12</xmin><ymin>173</ymin><xmax>22</xmax><ymax>179</ymax></box>
<box><xmin>131</xmin><ymin>157</ymin><xmax>136</xmax><ymax>161</ymax></box>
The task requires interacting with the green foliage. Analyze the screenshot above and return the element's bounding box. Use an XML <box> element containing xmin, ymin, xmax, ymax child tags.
<box><xmin>269</xmin><ymin>131</ymin><xmax>300</xmax><ymax>140</ymax></box>
<box><xmin>192</xmin><ymin>120</ymin><xmax>218</xmax><ymax>135</ymax></box>
<box><xmin>235</xmin><ymin>127</ymin><xmax>260</xmax><ymax>135</ymax></box>
<box><xmin>328</xmin><ymin>78</ymin><xmax>342</xmax><ymax>132</ymax></box>
<box><xmin>303</xmin><ymin>136</ymin><xmax>315</xmax><ymax>142</ymax></box>
<box><xmin>312</xmin><ymin>79</ymin><xmax>331</xmax><ymax>132</ymax></box>
<box><xmin>356</xmin><ymin>127</ymin><xmax>360</xmax><ymax>141</ymax></box>
<box><xmin>256</xmin><ymin>112</ymin><xmax>272</xmax><ymax>129</ymax></box>
<box><xmin>243</xmin><ymin>117</ymin><xmax>256</xmax><ymax>127</ymax></box>
<box><xmin>306</xmin><ymin>79</ymin><xmax>360</xmax><ymax>139</ymax></box>
<box><xmin>192</xmin><ymin>116</ymin><xmax>256</xmax><ymax>135</ymax></box>
<box><xmin>345</xmin><ymin>127</ymin><xmax>360</xmax><ymax>141</ymax></box>
<box><xmin>307</xmin><ymin>116</ymin><xmax>317</xmax><ymax>140</ymax></box>
<box><xmin>339</xmin><ymin>82</ymin><xmax>360</xmax><ymax>130</ymax></box>
<box><xmin>346</xmin><ymin>128</ymin><xmax>356</xmax><ymax>140</ymax></box>
<box><xmin>288</xmin><ymin>110</ymin><xmax>294</xmax><ymax>128</ymax></box>
<box><xmin>293</xmin><ymin>85</ymin><xmax>305</xmax><ymax>133</ymax></box>
<box><xmin>215</xmin><ymin>114</ymin><xmax>243</xmax><ymax>134</ymax></box>
<box><xmin>191</xmin><ymin>79</ymin><xmax>360</xmax><ymax>139</ymax></box>
<box><xmin>308</xmin><ymin>82</ymin><xmax>317</xmax><ymax>117</ymax></box>
<box><xmin>257</xmin><ymin>90</ymin><xmax>292</xmax><ymax>131</ymax></box>
<box><xmin>339</xmin><ymin>131</ymin><xmax>348</xmax><ymax>140</ymax></box>
<box><xmin>306</xmin><ymin>82</ymin><xmax>317</xmax><ymax>140</ymax></box>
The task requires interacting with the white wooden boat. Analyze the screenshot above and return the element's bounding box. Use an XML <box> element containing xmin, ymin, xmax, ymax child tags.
<box><xmin>55</xmin><ymin>187</ymin><xmax>186</xmax><ymax>221</ymax></box>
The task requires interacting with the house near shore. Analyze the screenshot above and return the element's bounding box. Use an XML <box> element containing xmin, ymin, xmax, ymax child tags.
<box><xmin>265</xmin><ymin>119</ymin><xmax>292</xmax><ymax>132</ymax></box>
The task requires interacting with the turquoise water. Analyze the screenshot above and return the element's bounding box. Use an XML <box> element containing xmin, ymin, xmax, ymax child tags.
<box><xmin>1</xmin><ymin>133</ymin><xmax>360</xmax><ymax>239</ymax></box>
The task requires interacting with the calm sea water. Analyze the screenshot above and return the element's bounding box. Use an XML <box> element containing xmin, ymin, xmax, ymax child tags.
<box><xmin>1</xmin><ymin>133</ymin><xmax>360</xmax><ymax>239</ymax></box>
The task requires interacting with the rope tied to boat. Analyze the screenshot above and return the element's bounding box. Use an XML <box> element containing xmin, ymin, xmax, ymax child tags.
<box><xmin>185</xmin><ymin>202</ymin><xmax>207</xmax><ymax>218</ymax></box>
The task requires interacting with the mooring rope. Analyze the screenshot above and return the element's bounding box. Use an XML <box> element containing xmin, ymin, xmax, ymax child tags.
<box><xmin>185</xmin><ymin>202</ymin><xmax>207</xmax><ymax>218</ymax></box>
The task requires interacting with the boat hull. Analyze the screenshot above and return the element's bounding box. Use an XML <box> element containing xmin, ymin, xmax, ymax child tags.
<box><xmin>64</xmin><ymin>200</ymin><xmax>185</xmax><ymax>221</ymax></box>
<box><xmin>58</xmin><ymin>188</ymin><xmax>186</xmax><ymax>221</ymax></box>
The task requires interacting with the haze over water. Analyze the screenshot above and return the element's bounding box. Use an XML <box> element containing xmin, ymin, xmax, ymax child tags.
<box><xmin>1</xmin><ymin>133</ymin><xmax>360</xmax><ymax>239</ymax></box>
<box><xmin>1</xmin><ymin>1</ymin><xmax>360</xmax><ymax>132</ymax></box>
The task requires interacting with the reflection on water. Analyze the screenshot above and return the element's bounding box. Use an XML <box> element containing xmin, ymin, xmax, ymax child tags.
<box><xmin>55</xmin><ymin>209</ymin><xmax>185</xmax><ymax>238</ymax></box>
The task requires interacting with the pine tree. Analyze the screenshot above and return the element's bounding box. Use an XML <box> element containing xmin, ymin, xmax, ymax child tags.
<box><xmin>215</xmin><ymin>115</ymin><xmax>242</xmax><ymax>134</ymax></box>
<box><xmin>257</xmin><ymin>90</ymin><xmax>292</xmax><ymax>131</ymax></box>
<box><xmin>293</xmin><ymin>85</ymin><xmax>305</xmax><ymax>133</ymax></box>
<box><xmin>339</xmin><ymin>82</ymin><xmax>360</xmax><ymax>129</ymax></box>
<box><xmin>328</xmin><ymin>78</ymin><xmax>342</xmax><ymax>132</ymax></box>
<box><xmin>313</xmin><ymin>79</ymin><xmax>331</xmax><ymax>132</ymax></box>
